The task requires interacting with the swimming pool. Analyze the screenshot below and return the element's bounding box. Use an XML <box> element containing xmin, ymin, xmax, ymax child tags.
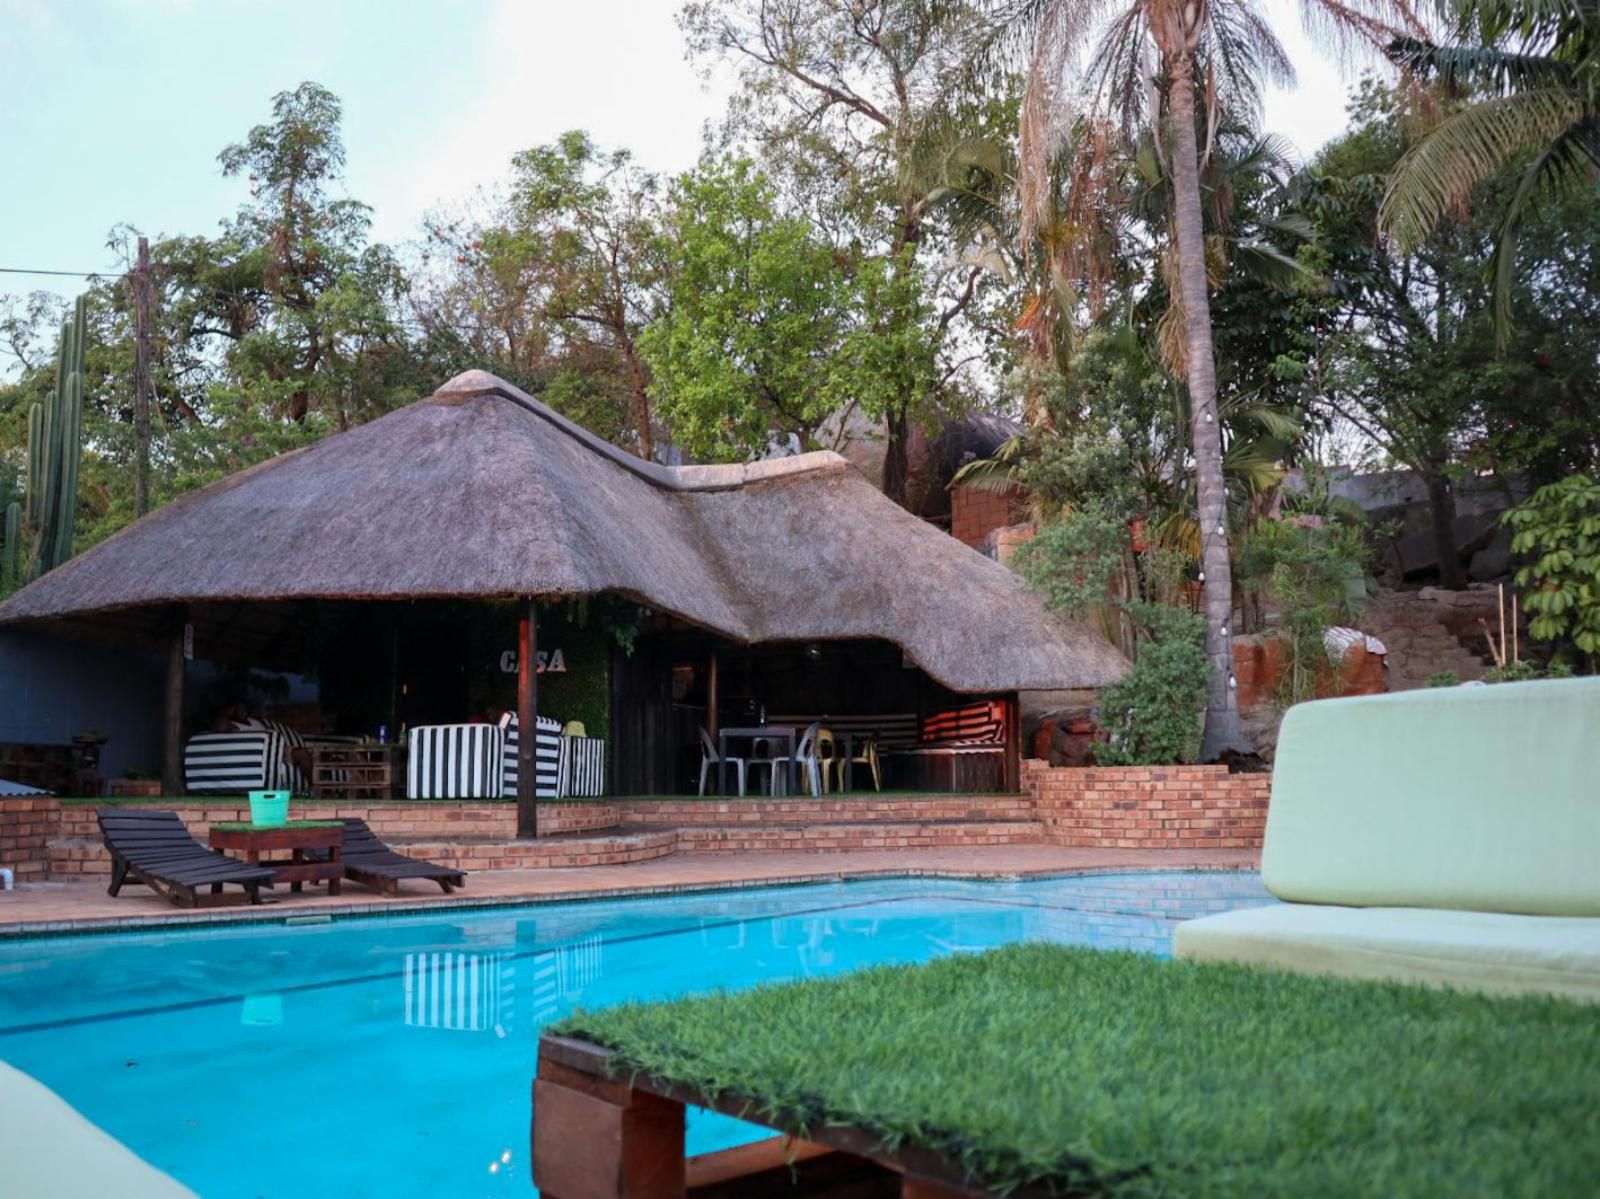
<box><xmin>0</xmin><ymin>871</ymin><xmax>1272</xmax><ymax>1198</ymax></box>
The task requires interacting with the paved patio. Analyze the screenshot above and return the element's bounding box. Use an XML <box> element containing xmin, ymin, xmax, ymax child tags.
<box><xmin>0</xmin><ymin>845</ymin><xmax>1259</xmax><ymax>937</ymax></box>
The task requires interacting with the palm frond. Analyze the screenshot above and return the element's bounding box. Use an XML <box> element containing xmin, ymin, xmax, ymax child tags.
<box><xmin>1380</xmin><ymin>86</ymin><xmax>1584</xmax><ymax>249</ymax></box>
<box><xmin>1231</xmin><ymin>239</ymin><xmax>1323</xmax><ymax>292</ymax></box>
<box><xmin>1489</xmin><ymin>122</ymin><xmax>1600</xmax><ymax>340</ymax></box>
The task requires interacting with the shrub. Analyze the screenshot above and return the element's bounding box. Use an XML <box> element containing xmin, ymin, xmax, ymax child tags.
<box><xmin>1503</xmin><ymin>474</ymin><xmax>1600</xmax><ymax>668</ymax></box>
<box><xmin>1093</xmin><ymin>601</ymin><xmax>1208</xmax><ymax>765</ymax></box>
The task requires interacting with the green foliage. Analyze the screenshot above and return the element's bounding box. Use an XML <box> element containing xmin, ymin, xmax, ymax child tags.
<box><xmin>560</xmin><ymin>941</ymin><xmax>1600</xmax><ymax>1197</ymax></box>
<box><xmin>1426</xmin><ymin>670</ymin><xmax>1460</xmax><ymax>688</ymax></box>
<box><xmin>641</xmin><ymin>157</ymin><xmax>937</xmax><ymax>461</ymax></box>
<box><xmin>1014</xmin><ymin>501</ymin><xmax>1127</xmax><ymax>615</ymax></box>
<box><xmin>1503</xmin><ymin>474</ymin><xmax>1600</xmax><ymax>662</ymax></box>
<box><xmin>1238</xmin><ymin>512</ymin><xmax>1370</xmax><ymax>705</ymax></box>
<box><xmin>1092</xmin><ymin>601</ymin><xmax>1209</xmax><ymax>765</ymax></box>
<box><xmin>1018</xmin><ymin>504</ymin><xmax>1208</xmax><ymax>761</ymax></box>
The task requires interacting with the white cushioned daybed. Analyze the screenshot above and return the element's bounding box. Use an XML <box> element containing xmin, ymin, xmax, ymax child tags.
<box><xmin>1174</xmin><ymin>676</ymin><xmax>1600</xmax><ymax>1003</ymax></box>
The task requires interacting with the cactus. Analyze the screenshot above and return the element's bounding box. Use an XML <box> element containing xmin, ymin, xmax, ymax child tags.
<box><xmin>2</xmin><ymin>502</ymin><xmax>18</xmax><ymax>590</ymax></box>
<box><xmin>22</xmin><ymin>294</ymin><xmax>89</xmax><ymax>581</ymax></box>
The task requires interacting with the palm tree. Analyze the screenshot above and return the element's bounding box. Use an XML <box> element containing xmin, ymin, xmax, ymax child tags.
<box><xmin>1381</xmin><ymin>0</ymin><xmax>1599</xmax><ymax>336</ymax></box>
<box><xmin>1002</xmin><ymin>0</ymin><xmax>1420</xmax><ymax>758</ymax></box>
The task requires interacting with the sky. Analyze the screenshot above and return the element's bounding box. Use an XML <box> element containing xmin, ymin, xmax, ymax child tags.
<box><xmin>1</xmin><ymin>0</ymin><xmax>1361</xmax><ymax>369</ymax></box>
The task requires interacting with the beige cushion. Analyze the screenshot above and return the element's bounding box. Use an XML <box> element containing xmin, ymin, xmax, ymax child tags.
<box><xmin>0</xmin><ymin>1058</ymin><xmax>197</xmax><ymax>1198</ymax></box>
<box><xmin>1264</xmin><ymin>677</ymin><xmax>1600</xmax><ymax>916</ymax></box>
<box><xmin>1175</xmin><ymin>903</ymin><xmax>1600</xmax><ymax>1004</ymax></box>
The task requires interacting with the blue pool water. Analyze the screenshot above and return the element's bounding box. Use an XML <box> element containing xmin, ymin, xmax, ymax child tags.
<box><xmin>0</xmin><ymin>871</ymin><xmax>1272</xmax><ymax>1198</ymax></box>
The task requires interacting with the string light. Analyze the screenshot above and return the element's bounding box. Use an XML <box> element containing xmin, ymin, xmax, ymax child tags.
<box><xmin>1198</xmin><ymin>571</ymin><xmax>1205</xmax><ymax>582</ymax></box>
<box><xmin>1216</xmin><ymin>524</ymin><xmax>1225</xmax><ymax>536</ymax></box>
<box><xmin>1221</xmin><ymin>625</ymin><xmax>1229</xmax><ymax>637</ymax></box>
<box><xmin>1203</xmin><ymin>410</ymin><xmax>1215</xmax><ymax>423</ymax></box>
<box><xmin>1228</xmin><ymin>675</ymin><xmax>1237</xmax><ymax>689</ymax></box>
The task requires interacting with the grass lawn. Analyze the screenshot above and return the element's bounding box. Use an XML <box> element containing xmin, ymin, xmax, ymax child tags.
<box><xmin>557</xmin><ymin>943</ymin><xmax>1600</xmax><ymax>1197</ymax></box>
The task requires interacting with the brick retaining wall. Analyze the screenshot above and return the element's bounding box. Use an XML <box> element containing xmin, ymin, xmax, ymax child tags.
<box><xmin>1023</xmin><ymin>761</ymin><xmax>1270</xmax><ymax>849</ymax></box>
<box><xmin>616</xmin><ymin>796</ymin><xmax>1035</xmax><ymax>825</ymax></box>
<box><xmin>0</xmin><ymin>798</ymin><xmax>58</xmax><ymax>882</ymax></box>
<box><xmin>31</xmin><ymin>800</ymin><xmax>615</xmax><ymax>881</ymax></box>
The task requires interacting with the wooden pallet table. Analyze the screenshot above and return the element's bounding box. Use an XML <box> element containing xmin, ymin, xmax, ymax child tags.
<box><xmin>209</xmin><ymin>820</ymin><xmax>344</xmax><ymax>895</ymax></box>
<box><xmin>309</xmin><ymin>743</ymin><xmax>403</xmax><ymax>799</ymax></box>
<box><xmin>533</xmin><ymin>1034</ymin><xmax>1041</xmax><ymax>1198</ymax></box>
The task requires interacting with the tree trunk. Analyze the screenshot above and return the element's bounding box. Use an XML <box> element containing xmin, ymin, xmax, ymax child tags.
<box><xmin>1167</xmin><ymin>65</ymin><xmax>1247</xmax><ymax>758</ymax></box>
<box><xmin>882</xmin><ymin>407</ymin><xmax>910</xmax><ymax>509</ymax></box>
<box><xmin>1423</xmin><ymin>467</ymin><xmax>1466</xmax><ymax>590</ymax></box>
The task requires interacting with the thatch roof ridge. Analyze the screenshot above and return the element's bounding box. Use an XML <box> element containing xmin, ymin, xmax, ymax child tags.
<box><xmin>0</xmin><ymin>371</ymin><xmax>1128</xmax><ymax>693</ymax></box>
<box><xmin>436</xmin><ymin>370</ymin><xmax>848</xmax><ymax>492</ymax></box>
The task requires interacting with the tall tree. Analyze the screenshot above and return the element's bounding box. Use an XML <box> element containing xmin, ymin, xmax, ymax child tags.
<box><xmin>1382</xmin><ymin>0</ymin><xmax>1600</xmax><ymax>335</ymax></box>
<box><xmin>413</xmin><ymin>132</ymin><xmax>668</xmax><ymax>457</ymax></box>
<box><xmin>681</xmin><ymin>0</ymin><xmax>991</xmax><ymax>502</ymax></box>
<box><xmin>641</xmin><ymin>156</ymin><xmax>938</xmax><ymax>459</ymax></box>
<box><xmin>1007</xmin><ymin>0</ymin><xmax>1419</xmax><ymax>757</ymax></box>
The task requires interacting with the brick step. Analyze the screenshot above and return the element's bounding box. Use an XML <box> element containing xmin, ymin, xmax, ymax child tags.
<box><xmin>618</xmin><ymin>797</ymin><xmax>1033</xmax><ymax>826</ymax></box>
<box><xmin>402</xmin><ymin>830</ymin><xmax>678</xmax><ymax>871</ymax></box>
<box><xmin>675</xmin><ymin>820</ymin><xmax>1044</xmax><ymax>853</ymax></box>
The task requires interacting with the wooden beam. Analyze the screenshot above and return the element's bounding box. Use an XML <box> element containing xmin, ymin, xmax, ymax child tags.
<box><xmin>707</xmin><ymin>648</ymin><xmax>720</xmax><ymax>740</ymax></box>
<box><xmin>1003</xmin><ymin>692</ymin><xmax>1021</xmax><ymax>794</ymax></box>
<box><xmin>161</xmin><ymin>607</ymin><xmax>187</xmax><ymax>795</ymax></box>
<box><xmin>517</xmin><ymin>598</ymin><xmax>539</xmax><ymax>839</ymax></box>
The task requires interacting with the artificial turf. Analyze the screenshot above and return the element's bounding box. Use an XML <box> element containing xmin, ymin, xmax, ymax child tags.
<box><xmin>556</xmin><ymin>942</ymin><xmax>1600</xmax><ymax>1197</ymax></box>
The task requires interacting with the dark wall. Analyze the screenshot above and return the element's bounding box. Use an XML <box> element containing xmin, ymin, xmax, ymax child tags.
<box><xmin>0</xmin><ymin>629</ymin><xmax>166</xmax><ymax>784</ymax></box>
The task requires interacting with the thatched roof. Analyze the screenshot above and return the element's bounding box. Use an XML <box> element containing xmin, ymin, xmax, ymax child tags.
<box><xmin>0</xmin><ymin>371</ymin><xmax>1127</xmax><ymax>692</ymax></box>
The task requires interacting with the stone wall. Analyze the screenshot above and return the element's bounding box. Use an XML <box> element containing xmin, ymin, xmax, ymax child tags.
<box><xmin>1023</xmin><ymin>761</ymin><xmax>1270</xmax><ymax>850</ymax></box>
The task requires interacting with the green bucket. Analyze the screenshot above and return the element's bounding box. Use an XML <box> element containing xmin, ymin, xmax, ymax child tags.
<box><xmin>247</xmin><ymin>789</ymin><xmax>291</xmax><ymax>827</ymax></box>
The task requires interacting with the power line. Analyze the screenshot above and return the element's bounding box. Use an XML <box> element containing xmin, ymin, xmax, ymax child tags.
<box><xmin>0</xmin><ymin>267</ymin><xmax>118</xmax><ymax>278</ymax></box>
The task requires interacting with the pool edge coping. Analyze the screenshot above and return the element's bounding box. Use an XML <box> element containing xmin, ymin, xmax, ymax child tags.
<box><xmin>0</xmin><ymin>863</ymin><xmax>1261</xmax><ymax>940</ymax></box>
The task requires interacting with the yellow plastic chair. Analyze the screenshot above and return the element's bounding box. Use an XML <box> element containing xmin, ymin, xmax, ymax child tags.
<box><xmin>849</xmin><ymin>738</ymin><xmax>882</xmax><ymax>792</ymax></box>
<box><xmin>815</xmin><ymin>727</ymin><xmax>847</xmax><ymax>793</ymax></box>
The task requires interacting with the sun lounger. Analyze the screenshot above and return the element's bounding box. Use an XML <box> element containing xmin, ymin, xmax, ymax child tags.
<box><xmin>1175</xmin><ymin>677</ymin><xmax>1600</xmax><ymax>1002</ymax></box>
<box><xmin>330</xmin><ymin>818</ymin><xmax>466</xmax><ymax>895</ymax></box>
<box><xmin>97</xmin><ymin>808</ymin><xmax>276</xmax><ymax>907</ymax></box>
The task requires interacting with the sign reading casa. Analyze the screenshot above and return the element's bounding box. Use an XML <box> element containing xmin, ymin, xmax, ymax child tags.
<box><xmin>499</xmin><ymin>649</ymin><xmax>567</xmax><ymax>675</ymax></box>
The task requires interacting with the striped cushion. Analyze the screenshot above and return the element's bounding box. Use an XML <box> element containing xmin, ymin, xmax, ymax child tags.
<box><xmin>500</xmin><ymin>714</ymin><xmax>562</xmax><ymax>799</ymax></box>
<box><xmin>558</xmin><ymin>736</ymin><xmax>606</xmax><ymax>797</ymax></box>
<box><xmin>407</xmin><ymin>724</ymin><xmax>503</xmax><ymax>800</ymax></box>
<box><xmin>918</xmin><ymin>701</ymin><xmax>1007</xmax><ymax>746</ymax></box>
<box><xmin>184</xmin><ymin>731</ymin><xmax>284</xmax><ymax>794</ymax></box>
<box><xmin>768</xmin><ymin>714</ymin><xmax>919</xmax><ymax>752</ymax></box>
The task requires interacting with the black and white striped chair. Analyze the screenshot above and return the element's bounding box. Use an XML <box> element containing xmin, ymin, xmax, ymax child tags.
<box><xmin>499</xmin><ymin>713</ymin><xmax>562</xmax><ymax>800</ymax></box>
<box><xmin>558</xmin><ymin>735</ymin><xmax>606</xmax><ymax>797</ymax></box>
<box><xmin>407</xmin><ymin>723</ymin><xmax>504</xmax><ymax>800</ymax></box>
<box><xmin>183</xmin><ymin>729</ymin><xmax>287</xmax><ymax>795</ymax></box>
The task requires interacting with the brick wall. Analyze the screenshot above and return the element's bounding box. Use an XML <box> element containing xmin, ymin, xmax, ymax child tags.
<box><xmin>950</xmin><ymin>483</ymin><xmax>1026</xmax><ymax>549</ymax></box>
<box><xmin>1023</xmin><ymin>761</ymin><xmax>1270</xmax><ymax>850</ymax></box>
<box><xmin>15</xmin><ymin>799</ymin><xmax>616</xmax><ymax>881</ymax></box>
<box><xmin>616</xmin><ymin>796</ymin><xmax>1035</xmax><ymax>825</ymax></box>
<box><xmin>0</xmin><ymin>798</ymin><xmax>58</xmax><ymax>882</ymax></box>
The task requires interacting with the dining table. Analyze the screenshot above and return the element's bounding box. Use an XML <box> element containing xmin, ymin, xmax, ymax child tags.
<box><xmin>717</xmin><ymin>725</ymin><xmax>798</xmax><ymax>796</ymax></box>
<box><xmin>716</xmin><ymin>726</ymin><xmax>856</xmax><ymax>795</ymax></box>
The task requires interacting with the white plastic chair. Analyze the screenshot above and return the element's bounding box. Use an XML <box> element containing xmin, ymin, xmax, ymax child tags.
<box><xmin>746</xmin><ymin>736</ymin><xmax>790</xmax><ymax>796</ymax></box>
<box><xmin>795</xmin><ymin>723</ymin><xmax>825</xmax><ymax>796</ymax></box>
<box><xmin>698</xmin><ymin>727</ymin><xmax>746</xmax><ymax>796</ymax></box>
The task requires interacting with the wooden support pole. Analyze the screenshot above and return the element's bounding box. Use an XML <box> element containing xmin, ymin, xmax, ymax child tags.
<box><xmin>161</xmin><ymin>607</ymin><xmax>187</xmax><ymax>795</ymax></box>
<box><xmin>1003</xmin><ymin>692</ymin><xmax>1021</xmax><ymax>794</ymax></box>
<box><xmin>707</xmin><ymin>648</ymin><xmax>720</xmax><ymax>740</ymax></box>
<box><xmin>517</xmin><ymin>597</ymin><xmax>539</xmax><ymax>839</ymax></box>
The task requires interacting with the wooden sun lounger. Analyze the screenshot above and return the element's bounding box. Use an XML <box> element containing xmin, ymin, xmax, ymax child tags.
<box><xmin>328</xmin><ymin>818</ymin><xmax>467</xmax><ymax>895</ymax></box>
<box><xmin>98</xmin><ymin>808</ymin><xmax>277</xmax><ymax>908</ymax></box>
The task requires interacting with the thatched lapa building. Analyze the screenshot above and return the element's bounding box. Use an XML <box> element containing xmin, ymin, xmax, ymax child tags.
<box><xmin>0</xmin><ymin>371</ymin><xmax>1125</xmax><ymax>831</ymax></box>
